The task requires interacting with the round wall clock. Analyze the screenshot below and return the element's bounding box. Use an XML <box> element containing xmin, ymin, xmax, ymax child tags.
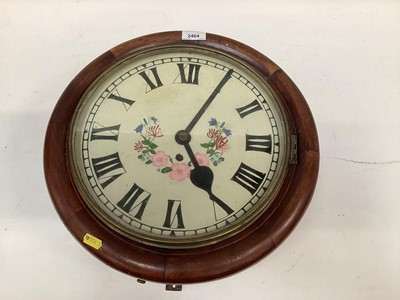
<box><xmin>44</xmin><ymin>31</ymin><xmax>319</xmax><ymax>287</ymax></box>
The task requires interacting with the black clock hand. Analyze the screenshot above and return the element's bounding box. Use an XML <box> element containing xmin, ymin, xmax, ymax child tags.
<box><xmin>182</xmin><ymin>141</ymin><xmax>234</xmax><ymax>215</ymax></box>
<box><xmin>185</xmin><ymin>69</ymin><xmax>234</xmax><ymax>133</ymax></box>
<box><xmin>174</xmin><ymin>69</ymin><xmax>234</xmax><ymax>216</ymax></box>
<box><xmin>190</xmin><ymin>166</ymin><xmax>234</xmax><ymax>215</ymax></box>
<box><xmin>183</xmin><ymin>143</ymin><xmax>199</xmax><ymax>168</ymax></box>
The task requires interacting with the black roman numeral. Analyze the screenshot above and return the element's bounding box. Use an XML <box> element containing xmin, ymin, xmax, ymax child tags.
<box><xmin>116</xmin><ymin>183</ymin><xmax>150</xmax><ymax>220</ymax></box>
<box><xmin>108</xmin><ymin>91</ymin><xmax>135</xmax><ymax>110</ymax></box>
<box><xmin>231</xmin><ymin>163</ymin><xmax>265</xmax><ymax>194</ymax></box>
<box><xmin>245</xmin><ymin>134</ymin><xmax>272</xmax><ymax>153</ymax></box>
<box><xmin>176</xmin><ymin>63</ymin><xmax>201</xmax><ymax>84</ymax></box>
<box><xmin>90</xmin><ymin>123</ymin><xmax>120</xmax><ymax>141</ymax></box>
<box><xmin>236</xmin><ymin>99</ymin><xmax>263</xmax><ymax>118</ymax></box>
<box><xmin>163</xmin><ymin>200</ymin><xmax>184</xmax><ymax>229</ymax></box>
<box><xmin>139</xmin><ymin>67</ymin><xmax>163</xmax><ymax>92</ymax></box>
<box><xmin>91</xmin><ymin>152</ymin><xmax>125</xmax><ymax>189</ymax></box>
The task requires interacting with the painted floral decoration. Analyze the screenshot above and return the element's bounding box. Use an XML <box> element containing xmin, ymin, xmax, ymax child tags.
<box><xmin>201</xmin><ymin>118</ymin><xmax>231</xmax><ymax>166</ymax></box>
<box><xmin>134</xmin><ymin>117</ymin><xmax>231</xmax><ymax>182</ymax></box>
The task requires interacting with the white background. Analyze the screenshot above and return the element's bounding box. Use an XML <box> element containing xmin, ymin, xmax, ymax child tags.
<box><xmin>1</xmin><ymin>1</ymin><xmax>399</xmax><ymax>299</ymax></box>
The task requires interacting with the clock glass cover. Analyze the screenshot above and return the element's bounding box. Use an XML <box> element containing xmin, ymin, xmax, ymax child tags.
<box><xmin>69</xmin><ymin>46</ymin><xmax>290</xmax><ymax>248</ymax></box>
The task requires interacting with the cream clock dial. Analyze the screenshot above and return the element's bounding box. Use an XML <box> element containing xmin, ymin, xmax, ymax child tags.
<box><xmin>70</xmin><ymin>47</ymin><xmax>288</xmax><ymax>247</ymax></box>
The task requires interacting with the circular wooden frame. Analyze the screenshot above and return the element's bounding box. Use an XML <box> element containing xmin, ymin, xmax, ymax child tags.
<box><xmin>44</xmin><ymin>31</ymin><xmax>319</xmax><ymax>284</ymax></box>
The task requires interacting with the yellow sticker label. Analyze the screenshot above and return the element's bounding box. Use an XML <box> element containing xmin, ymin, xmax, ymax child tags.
<box><xmin>83</xmin><ymin>233</ymin><xmax>102</xmax><ymax>250</ymax></box>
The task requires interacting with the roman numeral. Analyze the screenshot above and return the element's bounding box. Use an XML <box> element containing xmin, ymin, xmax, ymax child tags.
<box><xmin>90</xmin><ymin>123</ymin><xmax>120</xmax><ymax>141</ymax></box>
<box><xmin>108</xmin><ymin>90</ymin><xmax>135</xmax><ymax>110</ymax></box>
<box><xmin>236</xmin><ymin>99</ymin><xmax>263</xmax><ymax>118</ymax></box>
<box><xmin>139</xmin><ymin>67</ymin><xmax>163</xmax><ymax>92</ymax></box>
<box><xmin>245</xmin><ymin>134</ymin><xmax>272</xmax><ymax>153</ymax></box>
<box><xmin>163</xmin><ymin>200</ymin><xmax>184</xmax><ymax>229</ymax></box>
<box><xmin>231</xmin><ymin>163</ymin><xmax>265</xmax><ymax>194</ymax></box>
<box><xmin>91</xmin><ymin>152</ymin><xmax>125</xmax><ymax>189</ymax></box>
<box><xmin>116</xmin><ymin>183</ymin><xmax>150</xmax><ymax>220</ymax></box>
<box><xmin>176</xmin><ymin>63</ymin><xmax>201</xmax><ymax>84</ymax></box>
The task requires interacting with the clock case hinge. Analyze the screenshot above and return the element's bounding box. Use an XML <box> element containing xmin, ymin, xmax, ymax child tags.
<box><xmin>289</xmin><ymin>134</ymin><xmax>298</xmax><ymax>165</ymax></box>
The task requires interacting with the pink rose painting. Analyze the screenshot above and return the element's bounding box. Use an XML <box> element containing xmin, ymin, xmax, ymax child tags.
<box><xmin>168</xmin><ymin>163</ymin><xmax>190</xmax><ymax>182</ymax></box>
<box><xmin>134</xmin><ymin>116</ymin><xmax>231</xmax><ymax>182</ymax></box>
<box><xmin>195</xmin><ymin>152</ymin><xmax>209</xmax><ymax>167</ymax></box>
<box><xmin>152</xmin><ymin>151</ymin><xmax>169</xmax><ymax>168</ymax></box>
<box><xmin>201</xmin><ymin>118</ymin><xmax>231</xmax><ymax>166</ymax></box>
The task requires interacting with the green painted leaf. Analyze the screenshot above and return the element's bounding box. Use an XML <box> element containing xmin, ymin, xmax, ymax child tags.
<box><xmin>148</xmin><ymin>142</ymin><xmax>158</xmax><ymax>149</ymax></box>
<box><xmin>141</xmin><ymin>139</ymin><xmax>151</xmax><ymax>146</ymax></box>
<box><xmin>161</xmin><ymin>167</ymin><xmax>172</xmax><ymax>173</ymax></box>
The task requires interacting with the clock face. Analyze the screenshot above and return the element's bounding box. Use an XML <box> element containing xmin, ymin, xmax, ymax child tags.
<box><xmin>69</xmin><ymin>46</ymin><xmax>290</xmax><ymax>248</ymax></box>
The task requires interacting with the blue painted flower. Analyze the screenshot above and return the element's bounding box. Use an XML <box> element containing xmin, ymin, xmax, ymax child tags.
<box><xmin>223</xmin><ymin>128</ymin><xmax>232</xmax><ymax>136</ymax></box>
<box><xmin>142</xmin><ymin>153</ymin><xmax>151</xmax><ymax>162</ymax></box>
<box><xmin>209</xmin><ymin>118</ymin><xmax>217</xmax><ymax>126</ymax></box>
<box><xmin>135</xmin><ymin>124</ymin><xmax>143</xmax><ymax>133</ymax></box>
<box><xmin>210</xmin><ymin>152</ymin><xmax>221</xmax><ymax>162</ymax></box>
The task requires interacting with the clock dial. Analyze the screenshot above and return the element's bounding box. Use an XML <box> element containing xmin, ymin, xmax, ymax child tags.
<box><xmin>69</xmin><ymin>46</ymin><xmax>289</xmax><ymax>247</ymax></box>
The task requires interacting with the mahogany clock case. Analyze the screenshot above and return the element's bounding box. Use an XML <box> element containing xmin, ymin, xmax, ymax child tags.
<box><xmin>44</xmin><ymin>31</ymin><xmax>319</xmax><ymax>284</ymax></box>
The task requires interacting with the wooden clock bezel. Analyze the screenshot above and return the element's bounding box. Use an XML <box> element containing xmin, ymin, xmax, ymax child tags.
<box><xmin>44</xmin><ymin>31</ymin><xmax>319</xmax><ymax>284</ymax></box>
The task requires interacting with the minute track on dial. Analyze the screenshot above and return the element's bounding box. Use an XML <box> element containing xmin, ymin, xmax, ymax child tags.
<box><xmin>76</xmin><ymin>47</ymin><xmax>284</xmax><ymax>243</ymax></box>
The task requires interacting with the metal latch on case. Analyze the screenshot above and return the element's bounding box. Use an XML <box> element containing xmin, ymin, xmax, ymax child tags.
<box><xmin>289</xmin><ymin>135</ymin><xmax>298</xmax><ymax>165</ymax></box>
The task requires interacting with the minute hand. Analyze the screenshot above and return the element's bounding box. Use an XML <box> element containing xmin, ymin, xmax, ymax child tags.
<box><xmin>185</xmin><ymin>69</ymin><xmax>234</xmax><ymax>133</ymax></box>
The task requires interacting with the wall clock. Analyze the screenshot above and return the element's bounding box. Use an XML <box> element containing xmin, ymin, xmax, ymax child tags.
<box><xmin>44</xmin><ymin>31</ymin><xmax>319</xmax><ymax>289</ymax></box>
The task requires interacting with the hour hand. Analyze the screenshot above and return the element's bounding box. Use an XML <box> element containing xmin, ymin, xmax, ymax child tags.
<box><xmin>190</xmin><ymin>166</ymin><xmax>234</xmax><ymax>215</ymax></box>
<box><xmin>175</xmin><ymin>131</ymin><xmax>233</xmax><ymax>216</ymax></box>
